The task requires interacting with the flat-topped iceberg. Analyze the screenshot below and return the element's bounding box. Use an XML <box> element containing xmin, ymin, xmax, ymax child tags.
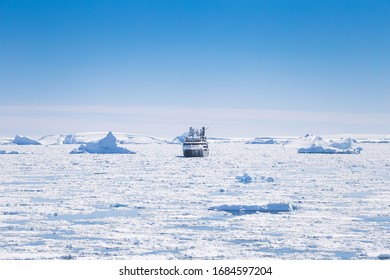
<box><xmin>245</xmin><ymin>137</ymin><xmax>285</xmax><ymax>145</ymax></box>
<box><xmin>298</xmin><ymin>136</ymin><xmax>362</xmax><ymax>154</ymax></box>
<box><xmin>209</xmin><ymin>203</ymin><xmax>297</xmax><ymax>215</ymax></box>
<box><xmin>12</xmin><ymin>135</ymin><xmax>41</xmax><ymax>145</ymax></box>
<box><xmin>70</xmin><ymin>131</ymin><xmax>135</xmax><ymax>154</ymax></box>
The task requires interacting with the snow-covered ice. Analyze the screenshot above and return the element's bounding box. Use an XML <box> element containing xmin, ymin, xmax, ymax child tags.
<box><xmin>70</xmin><ymin>132</ymin><xmax>136</xmax><ymax>154</ymax></box>
<box><xmin>0</xmin><ymin>136</ymin><xmax>389</xmax><ymax>260</ymax></box>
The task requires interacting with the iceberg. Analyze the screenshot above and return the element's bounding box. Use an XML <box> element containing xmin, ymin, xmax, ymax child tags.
<box><xmin>63</xmin><ymin>134</ymin><xmax>77</xmax><ymax>144</ymax></box>
<box><xmin>169</xmin><ymin>132</ymin><xmax>189</xmax><ymax>144</ymax></box>
<box><xmin>12</xmin><ymin>135</ymin><xmax>41</xmax><ymax>145</ymax></box>
<box><xmin>298</xmin><ymin>136</ymin><xmax>362</xmax><ymax>154</ymax></box>
<box><xmin>70</xmin><ymin>131</ymin><xmax>136</xmax><ymax>154</ymax></box>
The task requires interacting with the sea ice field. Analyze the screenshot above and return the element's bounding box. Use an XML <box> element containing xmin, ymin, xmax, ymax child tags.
<box><xmin>1</xmin><ymin>134</ymin><xmax>390</xmax><ymax>260</ymax></box>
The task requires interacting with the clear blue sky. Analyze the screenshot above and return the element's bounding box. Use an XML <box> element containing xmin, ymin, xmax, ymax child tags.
<box><xmin>1</xmin><ymin>0</ymin><xmax>389</xmax><ymax>138</ymax></box>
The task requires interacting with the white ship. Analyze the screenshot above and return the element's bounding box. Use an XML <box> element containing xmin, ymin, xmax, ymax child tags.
<box><xmin>183</xmin><ymin>127</ymin><xmax>209</xmax><ymax>157</ymax></box>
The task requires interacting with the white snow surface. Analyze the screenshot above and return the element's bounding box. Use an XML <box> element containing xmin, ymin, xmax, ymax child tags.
<box><xmin>0</xmin><ymin>137</ymin><xmax>389</xmax><ymax>260</ymax></box>
<box><xmin>70</xmin><ymin>132</ymin><xmax>136</xmax><ymax>154</ymax></box>
<box><xmin>12</xmin><ymin>135</ymin><xmax>41</xmax><ymax>145</ymax></box>
<box><xmin>297</xmin><ymin>135</ymin><xmax>363</xmax><ymax>154</ymax></box>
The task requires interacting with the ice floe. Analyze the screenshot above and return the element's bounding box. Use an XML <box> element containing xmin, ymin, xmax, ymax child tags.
<box><xmin>297</xmin><ymin>135</ymin><xmax>362</xmax><ymax>154</ymax></box>
<box><xmin>209</xmin><ymin>203</ymin><xmax>297</xmax><ymax>215</ymax></box>
<box><xmin>70</xmin><ymin>131</ymin><xmax>136</xmax><ymax>154</ymax></box>
<box><xmin>12</xmin><ymin>135</ymin><xmax>41</xmax><ymax>145</ymax></box>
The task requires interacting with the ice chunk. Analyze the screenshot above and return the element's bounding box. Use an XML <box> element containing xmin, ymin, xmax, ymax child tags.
<box><xmin>235</xmin><ymin>173</ymin><xmax>253</xmax><ymax>183</ymax></box>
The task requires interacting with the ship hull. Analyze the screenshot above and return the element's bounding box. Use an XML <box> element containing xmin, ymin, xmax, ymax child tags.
<box><xmin>183</xmin><ymin>148</ymin><xmax>209</xmax><ymax>157</ymax></box>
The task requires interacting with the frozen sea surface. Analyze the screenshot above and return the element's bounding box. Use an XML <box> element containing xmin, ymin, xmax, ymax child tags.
<box><xmin>0</xmin><ymin>143</ymin><xmax>389</xmax><ymax>260</ymax></box>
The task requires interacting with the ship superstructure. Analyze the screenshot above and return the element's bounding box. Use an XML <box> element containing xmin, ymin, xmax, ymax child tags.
<box><xmin>182</xmin><ymin>127</ymin><xmax>209</xmax><ymax>157</ymax></box>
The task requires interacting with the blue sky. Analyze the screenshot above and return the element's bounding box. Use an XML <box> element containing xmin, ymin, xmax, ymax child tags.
<box><xmin>1</xmin><ymin>0</ymin><xmax>389</xmax><ymax>138</ymax></box>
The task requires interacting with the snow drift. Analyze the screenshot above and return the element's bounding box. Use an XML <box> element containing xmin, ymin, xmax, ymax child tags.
<box><xmin>12</xmin><ymin>135</ymin><xmax>41</xmax><ymax>145</ymax></box>
<box><xmin>70</xmin><ymin>132</ymin><xmax>136</xmax><ymax>154</ymax></box>
<box><xmin>209</xmin><ymin>203</ymin><xmax>297</xmax><ymax>215</ymax></box>
<box><xmin>298</xmin><ymin>136</ymin><xmax>362</xmax><ymax>154</ymax></box>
